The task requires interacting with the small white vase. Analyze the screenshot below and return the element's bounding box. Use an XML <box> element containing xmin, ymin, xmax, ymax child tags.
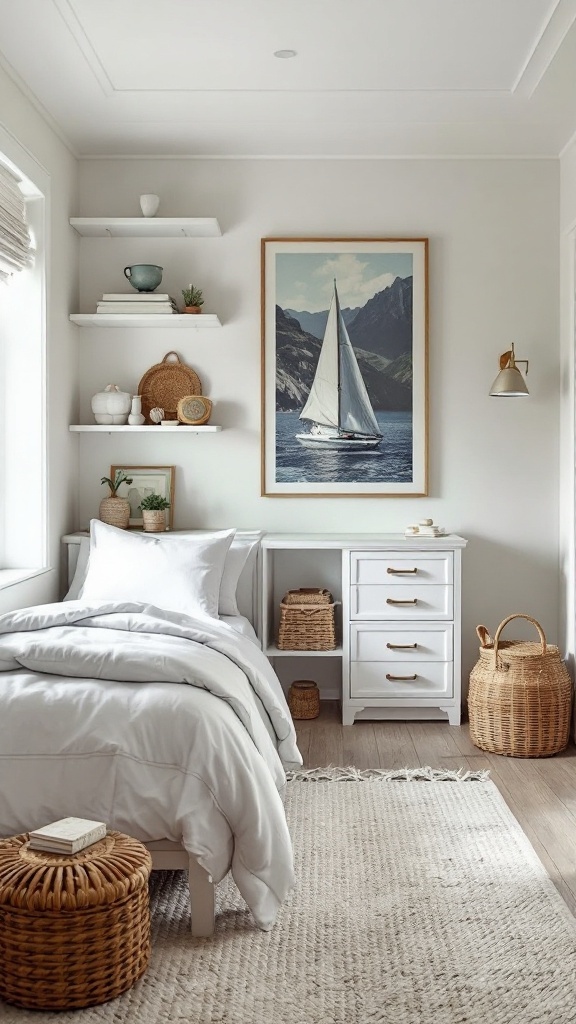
<box><xmin>128</xmin><ymin>395</ymin><xmax>146</xmax><ymax>426</ymax></box>
<box><xmin>139</xmin><ymin>193</ymin><xmax>160</xmax><ymax>217</ymax></box>
<box><xmin>91</xmin><ymin>384</ymin><xmax>131</xmax><ymax>425</ymax></box>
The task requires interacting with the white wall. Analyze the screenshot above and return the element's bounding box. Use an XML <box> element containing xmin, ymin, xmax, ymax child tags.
<box><xmin>0</xmin><ymin>65</ymin><xmax>79</xmax><ymax>613</ymax></box>
<box><xmin>559</xmin><ymin>139</ymin><xmax>576</xmax><ymax>699</ymax></box>
<box><xmin>77</xmin><ymin>157</ymin><xmax>559</xmax><ymax>681</ymax></box>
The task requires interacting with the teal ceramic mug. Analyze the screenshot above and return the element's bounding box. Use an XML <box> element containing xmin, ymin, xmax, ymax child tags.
<box><xmin>124</xmin><ymin>264</ymin><xmax>163</xmax><ymax>292</ymax></box>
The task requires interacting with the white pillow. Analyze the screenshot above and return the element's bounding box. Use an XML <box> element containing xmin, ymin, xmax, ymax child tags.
<box><xmin>78</xmin><ymin>520</ymin><xmax>235</xmax><ymax>619</ymax></box>
<box><xmin>219</xmin><ymin>534</ymin><xmax>260</xmax><ymax>616</ymax></box>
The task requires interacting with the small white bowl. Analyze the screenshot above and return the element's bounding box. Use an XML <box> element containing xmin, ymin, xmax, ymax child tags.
<box><xmin>161</xmin><ymin>419</ymin><xmax>179</xmax><ymax>426</ymax></box>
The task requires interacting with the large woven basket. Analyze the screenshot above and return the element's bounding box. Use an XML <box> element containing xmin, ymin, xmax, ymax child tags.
<box><xmin>288</xmin><ymin>680</ymin><xmax>320</xmax><ymax>719</ymax></box>
<box><xmin>278</xmin><ymin>588</ymin><xmax>336</xmax><ymax>651</ymax></box>
<box><xmin>0</xmin><ymin>831</ymin><xmax>152</xmax><ymax>1010</ymax></box>
<box><xmin>468</xmin><ymin>614</ymin><xmax>573</xmax><ymax>758</ymax></box>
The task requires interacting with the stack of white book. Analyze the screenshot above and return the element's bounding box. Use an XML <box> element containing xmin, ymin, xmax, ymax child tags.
<box><xmin>96</xmin><ymin>293</ymin><xmax>179</xmax><ymax>314</ymax></box>
<box><xmin>28</xmin><ymin>817</ymin><xmax>107</xmax><ymax>855</ymax></box>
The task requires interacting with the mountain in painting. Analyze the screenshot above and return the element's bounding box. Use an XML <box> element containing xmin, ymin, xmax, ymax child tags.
<box><xmin>275</xmin><ymin>306</ymin><xmax>411</xmax><ymax>413</ymax></box>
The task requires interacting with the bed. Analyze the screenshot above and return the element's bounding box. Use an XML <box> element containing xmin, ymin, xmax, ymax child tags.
<box><xmin>0</xmin><ymin>524</ymin><xmax>302</xmax><ymax>936</ymax></box>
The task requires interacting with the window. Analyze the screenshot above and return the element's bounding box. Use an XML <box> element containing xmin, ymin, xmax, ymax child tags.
<box><xmin>0</xmin><ymin>138</ymin><xmax>47</xmax><ymax>580</ymax></box>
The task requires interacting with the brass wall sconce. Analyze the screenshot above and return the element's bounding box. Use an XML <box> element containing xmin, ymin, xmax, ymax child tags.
<box><xmin>489</xmin><ymin>343</ymin><xmax>529</xmax><ymax>397</ymax></box>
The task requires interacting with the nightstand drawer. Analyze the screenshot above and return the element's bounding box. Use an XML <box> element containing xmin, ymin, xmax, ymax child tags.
<box><xmin>351</xmin><ymin>623</ymin><xmax>453</xmax><ymax>662</ymax></box>
<box><xmin>351</xmin><ymin>551</ymin><xmax>453</xmax><ymax>586</ymax></box>
<box><xmin>350</xmin><ymin>584</ymin><xmax>453</xmax><ymax>620</ymax></box>
<box><xmin>350</xmin><ymin>661</ymin><xmax>453</xmax><ymax>699</ymax></box>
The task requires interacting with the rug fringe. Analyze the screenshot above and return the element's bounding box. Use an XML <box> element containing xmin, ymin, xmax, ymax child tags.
<box><xmin>286</xmin><ymin>766</ymin><xmax>491</xmax><ymax>783</ymax></box>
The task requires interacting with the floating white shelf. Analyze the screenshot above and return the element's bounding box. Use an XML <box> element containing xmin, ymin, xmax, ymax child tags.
<box><xmin>69</xmin><ymin>217</ymin><xmax>221</xmax><ymax>238</ymax></box>
<box><xmin>265</xmin><ymin>645</ymin><xmax>343</xmax><ymax>658</ymax></box>
<box><xmin>69</xmin><ymin>314</ymin><xmax>222</xmax><ymax>328</ymax></box>
<box><xmin>69</xmin><ymin>425</ymin><xmax>222</xmax><ymax>433</ymax></box>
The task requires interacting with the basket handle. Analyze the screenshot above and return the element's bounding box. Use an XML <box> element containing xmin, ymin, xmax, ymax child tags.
<box><xmin>162</xmin><ymin>351</ymin><xmax>182</xmax><ymax>364</ymax></box>
<box><xmin>493</xmin><ymin>613</ymin><xmax>547</xmax><ymax>665</ymax></box>
<box><xmin>476</xmin><ymin>625</ymin><xmax>492</xmax><ymax>647</ymax></box>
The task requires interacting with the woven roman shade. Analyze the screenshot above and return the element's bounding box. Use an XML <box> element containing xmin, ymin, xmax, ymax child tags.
<box><xmin>0</xmin><ymin>164</ymin><xmax>34</xmax><ymax>282</ymax></box>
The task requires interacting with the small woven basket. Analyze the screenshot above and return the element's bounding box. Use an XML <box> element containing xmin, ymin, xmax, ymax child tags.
<box><xmin>0</xmin><ymin>831</ymin><xmax>152</xmax><ymax>1010</ymax></box>
<box><xmin>468</xmin><ymin>614</ymin><xmax>573</xmax><ymax>758</ymax></box>
<box><xmin>142</xmin><ymin>509</ymin><xmax>167</xmax><ymax>533</ymax></box>
<box><xmin>278</xmin><ymin>589</ymin><xmax>336</xmax><ymax>651</ymax></box>
<box><xmin>288</xmin><ymin>680</ymin><xmax>320</xmax><ymax>720</ymax></box>
<box><xmin>99</xmin><ymin>496</ymin><xmax>130</xmax><ymax>530</ymax></box>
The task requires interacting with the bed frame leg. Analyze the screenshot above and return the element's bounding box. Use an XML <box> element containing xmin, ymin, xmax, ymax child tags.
<box><xmin>188</xmin><ymin>856</ymin><xmax>215</xmax><ymax>936</ymax></box>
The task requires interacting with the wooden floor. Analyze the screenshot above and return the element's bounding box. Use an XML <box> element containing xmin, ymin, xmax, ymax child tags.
<box><xmin>295</xmin><ymin>702</ymin><xmax>576</xmax><ymax>916</ymax></box>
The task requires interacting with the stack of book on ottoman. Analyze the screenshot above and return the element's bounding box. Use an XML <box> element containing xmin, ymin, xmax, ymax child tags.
<box><xmin>96</xmin><ymin>293</ymin><xmax>179</xmax><ymax>315</ymax></box>
<box><xmin>28</xmin><ymin>817</ymin><xmax>107</xmax><ymax>855</ymax></box>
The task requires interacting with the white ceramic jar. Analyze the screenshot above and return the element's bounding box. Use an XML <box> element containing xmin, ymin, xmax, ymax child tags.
<box><xmin>91</xmin><ymin>384</ymin><xmax>132</xmax><ymax>425</ymax></box>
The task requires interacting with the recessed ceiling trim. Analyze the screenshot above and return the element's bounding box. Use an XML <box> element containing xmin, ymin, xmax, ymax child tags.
<box><xmin>513</xmin><ymin>0</ymin><xmax>576</xmax><ymax>97</ymax></box>
<box><xmin>51</xmin><ymin>0</ymin><xmax>114</xmax><ymax>97</ymax></box>
<box><xmin>78</xmin><ymin>153</ymin><xmax>558</xmax><ymax>162</ymax></box>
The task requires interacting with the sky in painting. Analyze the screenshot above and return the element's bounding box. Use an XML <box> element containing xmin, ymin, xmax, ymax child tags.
<box><xmin>276</xmin><ymin>251</ymin><xmax>413</xmax><ymax>313</ymax></box>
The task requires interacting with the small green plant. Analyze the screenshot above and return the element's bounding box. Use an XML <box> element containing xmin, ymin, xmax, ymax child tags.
<box><xmin>139</xmin><ymin>493</ymin><xmax>171</xmax><ymax>511</ymax></box>
<box><xmin>101</xmin><ymin>470</ymin><xmax>132</xmax><ymax>496</ymax></box>
<box><xmin>181</xmin><ymin>284</ymin><xmax>204</xmax><ymax>307</ymax></box>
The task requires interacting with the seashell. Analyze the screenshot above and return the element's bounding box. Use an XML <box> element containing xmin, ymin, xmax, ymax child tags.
<box><xmin>149</xmin><ymin>407</ymin><xmax>164</xmax><ymax>424</ymax></box>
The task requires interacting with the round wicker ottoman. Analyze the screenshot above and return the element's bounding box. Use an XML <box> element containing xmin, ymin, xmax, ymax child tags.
<box><xmin>0</xmin><ymin>830</ymin><xmax>152</xmax><ymax>1010</ymax></box>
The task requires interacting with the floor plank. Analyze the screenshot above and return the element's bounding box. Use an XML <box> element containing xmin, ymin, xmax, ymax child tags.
<box><xmin>373</xmin><ymin>721</ymin><xmax>419</xmax><ymax>768</ymax></box>
<box><xmin>297</xmin><ymin>704</ymin><xmax>576</xmax><ymax>916</ymax></box>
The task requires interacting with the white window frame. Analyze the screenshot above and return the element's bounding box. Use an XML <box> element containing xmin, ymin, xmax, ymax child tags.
<box><xmin>0</xmin><ymin>124</ymin><xmax>48</xmax><ymax>587</ymax></box>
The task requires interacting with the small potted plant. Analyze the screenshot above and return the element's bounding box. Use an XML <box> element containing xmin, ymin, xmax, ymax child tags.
<box><xmin>139</xmin><ymin>493</ymin><xmax>171</xmax><ymax>532</ymax></box>
<box><xmin>181</xmin><ymin>284</ymin><xmax>204</xmax><ymax>314</ymax></box>
<box><xmin>99</xmin><ymin>471</ymin><xmax>133</xmax><ymax>529</ymax></box>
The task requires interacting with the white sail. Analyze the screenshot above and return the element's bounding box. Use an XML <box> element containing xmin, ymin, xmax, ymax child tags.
<box><xmin>299</xmin><ymin>295</ymin><xmax>339</xmax><ymax>429</ymax></box>
<box><xmin>299</xmin><ymin>281</ymin><xmax>381</xmax><ymax>438</ymax></box>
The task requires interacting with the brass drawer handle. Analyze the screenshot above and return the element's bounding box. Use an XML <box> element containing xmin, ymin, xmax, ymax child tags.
<box><xmin>386</xmin><ymin>642</ymin><xmax>418</xmax><ymax>649</ymax></box>
<box><xmin>386</xmin><ymin>673</ymin><xmax>418</xmax><ymax>681</ymax></box>
<box><xmin>387</xmin><ymin>567</ymin><xmax>418</xmax><ymax>574</ymax></box>
<box><xmin>386</xmin><ymin>598</ymin><xmax>418</xmax><ymax>605</ymax></box>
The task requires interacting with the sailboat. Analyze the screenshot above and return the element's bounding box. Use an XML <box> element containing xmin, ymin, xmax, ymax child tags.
<box><xmin>296</xmin><ymin>280</ymin><xmax>383</xmax><ymax>451</ymax></box>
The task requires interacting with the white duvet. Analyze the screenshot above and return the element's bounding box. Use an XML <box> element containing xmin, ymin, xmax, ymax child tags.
<box><xmin>0</xmin><ymin>601</ymin><xmax>302</xmax><ymax>930</ymax></box>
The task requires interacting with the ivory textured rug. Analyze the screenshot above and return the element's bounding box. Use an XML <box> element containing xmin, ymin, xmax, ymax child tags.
<box><xmin>3</xmin><ymin>768</ymin><xmax>576</xmax><ymax>1024</ymax></box>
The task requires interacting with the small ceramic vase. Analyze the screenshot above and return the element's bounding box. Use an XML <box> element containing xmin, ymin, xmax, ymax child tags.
<box><xmin>91</xmin><ymin>384</ymin><xmax>131</xmax><ymax>425</ymax></box>
<box><xmin>128</xmin><ymin>395</ymin><xmax>146</xmax><ymax>426</ymax></box>
<box><xmin>139</xmin><ymin>194</ymin><xmax>160</xmax><ymax>217</ymax></box>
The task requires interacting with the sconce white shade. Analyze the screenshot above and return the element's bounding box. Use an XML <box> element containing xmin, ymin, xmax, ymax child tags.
<box><xmin>489</xmin><ymin>344</ymin><xmax>529</xmax><ymax>397</ymax></box>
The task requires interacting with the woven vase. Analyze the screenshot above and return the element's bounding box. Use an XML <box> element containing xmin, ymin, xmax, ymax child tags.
<box><xmin>99</xmin><ymin>496</ymin><xmax>130</xmax><ymax>530</ymax></box>
<box><xmin>142</xmin><ymin>509</ymin><xmax>166</xmax><ymax>533</ymax></box>
<box><xmin>288</xmin><ymin>680</ymin><xmax>320</xmax><ymax>720</ymax></box>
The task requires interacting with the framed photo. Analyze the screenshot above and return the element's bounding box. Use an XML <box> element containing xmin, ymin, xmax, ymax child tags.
<box><xmin>261</xmin><ymin>238</ymin><xmax>428</xmax><ymax>497</ymax></box>
<box><xmin>110</xmin><ymin>465</ymin><xmax>175</xmax><ymax>529</ymax></box>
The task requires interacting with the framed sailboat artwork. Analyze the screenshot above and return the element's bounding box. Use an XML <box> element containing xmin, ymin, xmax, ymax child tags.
<box><xmin>261</xmin><ymin>237</ymin><xmax>428</xmax><ymax>497</ymax></box>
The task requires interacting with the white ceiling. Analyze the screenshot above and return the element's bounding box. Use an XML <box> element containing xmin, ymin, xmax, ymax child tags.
<box><xmin>1</xmin><ymin>0</ymin><xmax>576</xmax><ymax>157</ymax></box>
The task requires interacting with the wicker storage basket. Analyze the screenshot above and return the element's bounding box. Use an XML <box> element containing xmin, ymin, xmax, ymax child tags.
<box><xmin>278</xmin><ymin>588</ymin><xmax>336</xmax><ymax>651</ymax></box>
<box><xmin>288</xmin><ymin>680</ymin><xmax>320</xmax><ymax>719</ymax></box>
<box><xmin>468</xmin><ymin>614</ymin><xmax>573</xmax><ymax>758</ymax></box>
<box><xmin>0</xmin><ymin>831</ymin><xmax>152</xmax><ymax>1010</ymax></box>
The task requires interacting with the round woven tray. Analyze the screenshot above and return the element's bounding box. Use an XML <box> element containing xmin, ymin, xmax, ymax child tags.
<box><xmin>138</xmin><ymin>351</ymin><xmax>202</xmax><ymax>423</ymax></box>
<box><xmin>468</xmin><ymin>614</ymin><xmax>573</xmax><ymax>758</ymax></box>
<box><xmin>0</xmin><ymin>831</ymin><xmax>152</xmax><ymax>1010</ymax></box>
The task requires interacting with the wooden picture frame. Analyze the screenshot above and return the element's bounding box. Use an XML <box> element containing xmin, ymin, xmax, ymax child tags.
<box><xmin>261</xmin><ymin>237</ymin><xmax>428</xmax><ymax>497</ymax></box>
<box><xmin>111</xmin><ymin>465</ymin><xmax>175</xmax><ymax>529</ymax></box>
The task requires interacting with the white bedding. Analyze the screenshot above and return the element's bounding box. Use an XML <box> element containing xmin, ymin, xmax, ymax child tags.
<box><xmin>0</xmin><ymin>600</ymin><xmax>302</xmax><ymax>930</ymax></box>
